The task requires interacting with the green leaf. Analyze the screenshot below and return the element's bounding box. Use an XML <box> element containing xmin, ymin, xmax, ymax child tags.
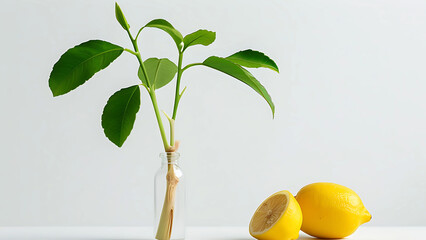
<box><xmin>138</xmin><ymin>58</ymin><xmax>177</xmax><ymax>90</ymax></box>
<box><xmin>115</xmin><ymin>2</ymin><xmax>130</xmax><ymax>31</ymax></box>
<box><xmin>102</xmin><ymin>85</ymin><xmax>141</xmax><ymax>147</ymax></box>
<box><xmin>49</xmin><ymin>40</ymin><xmax>123</xmax><ymax>96</ymax></box>
<box><xmin>183</xmin><ymin>29</ymin><xmax>216</xmax><ymax>51</ymax></box>
<box><xmin>144</xmin><ymin>19</ymin><xmax>183</xmax><ymax>51</ymax></box>
<box><xmin>226</xmin><ymin>49</ymin><xmax>279</xmax><ymax>73</ymax></box>
<box><xmin>203</xmin><ymin>56</ymin><xmax>275</xmax><ymax>117</ymax></box>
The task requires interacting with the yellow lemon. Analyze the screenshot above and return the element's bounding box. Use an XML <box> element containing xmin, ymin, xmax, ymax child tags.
<box><xmin>249</xmin><ymin>190</ymin><xmax>303</xmax><ymax>240</ymax></box>
<box><xmin>295</xmin><ymin>182</ymin><xmax>371</xmax><ymax>238</ymax></box>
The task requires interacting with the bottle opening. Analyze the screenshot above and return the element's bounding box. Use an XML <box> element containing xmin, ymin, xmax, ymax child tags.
<box><xmin>159</xmin><ymin>152</ymin><xmax>180</xmax><ymax>163</ymax></box>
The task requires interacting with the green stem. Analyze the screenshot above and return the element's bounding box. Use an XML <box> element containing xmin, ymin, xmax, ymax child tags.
<box><xmin>127</xmin><ymin>30</ymin><xmax>170</xmax><ymax>151</ymax></box>
<box><xmin>163</xmin><ymin>111</ymin><xmax>175</xmax><ymax>147</ymax></box>
<box><xmin>148</xmin><ymin>90</ymin><xmax>170</xmax><ymax>150</ymax></box>
<box><xmin>182</xmin><ymin>62</ymin><xmax>203</xmax><ymax>72</ymax></box>
<box><xmin>169</xmin><ymin>59</ymin><xmax>201</xmax><ymax>145</ymax></box>
<box><xmin>171</xmin><ymin>52</ymin><xmax>184</xmax><ymax>121</ymax></box>
<box><xmin>135</xmin><ymin>27</ymin><xmax>144</xmax><ymax>41</ymax></box>
<box><xmin>124</xmin><ymin>48</ymin><xmax>138</xmax><ymax>56</ymax></box>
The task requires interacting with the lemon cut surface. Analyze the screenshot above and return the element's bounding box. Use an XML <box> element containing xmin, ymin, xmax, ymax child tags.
<box><xmin>249</xmin><ymin>190</ymin><xmax>302</xmax><ymax>240</ymax></box>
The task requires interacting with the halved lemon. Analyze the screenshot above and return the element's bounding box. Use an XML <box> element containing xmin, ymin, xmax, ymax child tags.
<box><xmin>249</xmin><ymin>190</ymin><xmax>303</xmax><ymax>240</ymax></box>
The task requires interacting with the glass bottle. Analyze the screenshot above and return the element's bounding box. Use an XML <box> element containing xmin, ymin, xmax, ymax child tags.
<box><xmin>154</xmin><ymin>152</ymin><xmax>185</xmax><ymax>240</ymax></box>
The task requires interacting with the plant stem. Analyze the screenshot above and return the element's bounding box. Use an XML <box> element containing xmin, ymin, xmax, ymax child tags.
<box><xmin>127</xmin><ymin>30</ymin><xmax>170</xmax><ymax>151</ymax></box>
<box><xmin>169</xmin><ymin>119</ymin><xmax>175</xmax><ymax>147</ymax></box>
<box><xmin>135</xmin><ymin>27</ymin><xmax>144</xmax><ymax>40</ymax></box>
<box><xmin>124</xmin><ymin>48</ymin><xmax>138</xmax><ymax>55</ymax></box>
<box><xmin>182</xmin><ymin>62</ymin><xmax>203</xmax><ymax>72</ymax></box>
<box><xmin>156</xmin><ymin>159</ymin><xmax>179</xmax><ymax>240</ymax></box>
<box><xmin>155</xmin><ymin>39</ymin><xmax>187</xmax><ymax>240</ymax></box>
<box><xmin>162</xmin><ymin>111</ymin><xmax>175</xmax><ymax>147</ymax></box>
<box><xmin>171</xmin><ymin>52</ymin><xmax>184</xmax><ymax>121</ymax></box>
<box><xmin>148</xmin><ymin>90</ymin><xmax>170</xmax><ymax>150</ymax></box>
<box><xmin>128</xmin><ymin>28</ymin><xmax>178</xmax><ymax>240</ymax></box>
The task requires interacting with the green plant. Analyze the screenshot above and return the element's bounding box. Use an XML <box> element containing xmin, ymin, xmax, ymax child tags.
<box><xmin>48</xmin><ymin>3</ymin><xmax>278</xmax><ymax>240</ymax></box>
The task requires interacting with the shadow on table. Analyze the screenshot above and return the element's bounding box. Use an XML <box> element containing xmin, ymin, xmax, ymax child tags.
<box><xmin>298</xmin><ymin>237</ymin><xmax>340</xmax><ymax>240</ymax></box>
<box><xmin>227</xmin><ymin>237</ymin><xmax>333</xmax><ymax>240</ymax></box>
<box><xmin>48</xmin><ymin>237</ymin><xmax>333</xmax><ymax>240</ymax></box>
<box><xmin>83</xmin><ymin>238</ymin><xmax>334</xmax><ymax>240</ymax></box>
<box><xmin>47</xmin><ymin>238</ymin><xmax>152</xmax><ymax>240</ymax></box>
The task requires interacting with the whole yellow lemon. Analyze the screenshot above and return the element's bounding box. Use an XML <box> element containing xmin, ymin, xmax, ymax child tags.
<box><xmin>295</xmin><ymin>182</ymin><xmax>371</xmax><ymax>238</ymax></box>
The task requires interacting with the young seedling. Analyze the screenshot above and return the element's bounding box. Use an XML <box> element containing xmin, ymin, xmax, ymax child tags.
<box><xmin>48</xmin><ymin>2</ymin><xmax>278</xmax><ymax>240</ymax></box>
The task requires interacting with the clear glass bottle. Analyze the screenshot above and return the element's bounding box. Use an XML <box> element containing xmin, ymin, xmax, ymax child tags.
<box><xmin>154</xmin><ymin>152</ymin><xmax>185</xmax><ymax>240</ymax></box>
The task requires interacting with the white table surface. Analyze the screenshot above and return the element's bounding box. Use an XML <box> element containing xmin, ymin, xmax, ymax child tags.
<box><xmin>0</xmin><ymin>227</ymin><xmax>424</xmax><ymax>240</ymax></box>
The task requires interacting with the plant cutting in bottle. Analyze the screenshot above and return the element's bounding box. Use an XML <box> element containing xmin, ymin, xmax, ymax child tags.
<box><xmin>48</xmin><ymin>2</ymin><xmax>278</xmax><ymax>240</ymax></box>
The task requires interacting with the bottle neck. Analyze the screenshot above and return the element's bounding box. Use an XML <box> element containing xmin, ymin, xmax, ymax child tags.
<box><xmin>160</xmin><ymin>152</ymin><xmax>180</xmax><ymax>165</ymax></box>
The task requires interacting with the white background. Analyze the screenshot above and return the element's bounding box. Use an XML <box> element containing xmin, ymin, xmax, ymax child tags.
<box><xmin>0</xmin><ymin>0</ymin><xmax>425</xmax><ymax>226</ymax></box>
